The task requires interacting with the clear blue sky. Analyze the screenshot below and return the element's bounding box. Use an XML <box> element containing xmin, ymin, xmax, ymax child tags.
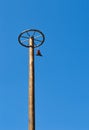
<box><xmin>0</xmin><ymin>0</ymin><xmax>89</xmax><ymax>130</ymax></box>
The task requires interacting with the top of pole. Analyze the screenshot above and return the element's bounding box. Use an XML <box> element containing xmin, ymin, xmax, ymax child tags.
<box><xmin>18</xmin><ymin>29</ymin><xmax>45</xmax><ymax>48</ymax></box>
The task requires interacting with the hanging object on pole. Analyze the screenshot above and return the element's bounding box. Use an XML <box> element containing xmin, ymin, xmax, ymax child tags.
<box><xmin>36</xmin><ymin>50</ymin><xmax>42</xmax><ymax>56</ymax></box>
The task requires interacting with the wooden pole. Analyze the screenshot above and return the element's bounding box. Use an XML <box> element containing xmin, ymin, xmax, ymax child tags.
<box><xmin>28</xmin><ymin>37</ymin><xmax>35</xmax><ymax>130</ymax></box>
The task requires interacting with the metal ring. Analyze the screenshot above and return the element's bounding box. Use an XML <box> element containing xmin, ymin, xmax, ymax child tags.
<box><xmin>18</xmin><ymin>29</ymin><xmax>45</xmax><ymax>48</ymax></box>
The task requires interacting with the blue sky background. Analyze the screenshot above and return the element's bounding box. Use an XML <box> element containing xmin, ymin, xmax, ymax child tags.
<box><xmin>0</xmin><ymin>0</ymin><xmax>89</xmax><ymax>130</ymax></box>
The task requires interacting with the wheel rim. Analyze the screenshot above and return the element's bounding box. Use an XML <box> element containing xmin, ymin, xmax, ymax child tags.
<box><xmin>18</xmin><ymin>29</ymin><xmax>45</xmax><ymax>48</ymax></box>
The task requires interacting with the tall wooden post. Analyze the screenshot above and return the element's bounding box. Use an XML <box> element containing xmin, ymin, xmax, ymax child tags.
<box><xmin>28</xmin><ymin>37</ymin><xmax>35</xmax><ymax>130</ymax></box>
<box><xmin>18</xmin><ymin>29</ymin><xmax>45</xmax><ymax>130</ymax></box>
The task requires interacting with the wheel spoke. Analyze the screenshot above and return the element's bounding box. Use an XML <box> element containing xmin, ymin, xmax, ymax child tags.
<box><xmin>21</xmin><ymin>36</ymin><xmax>29</xmax><ymax>39</ymax></box>
<box><xmin>32</xmin><ymin>31</ymin><xmax>36</xmax><ymax>37</ymax></box>
<box><xmin>21</xmin><ymin>39</ymin><xmax>29</xmax><ymax>43</ymax></box>
<box><xmin>27</xmin><ymin>32</ymin><xmax>30</xmax><ymax>37</ymax></box>
<box><xmin>34</xmin><ymin>35</ymin><xmax>42</xmax><ymax>39</ymax></box>
<box><xmin>34</xmin><ymin>39</ymin><xmax>42</xmax><ymax>42</ymax></box>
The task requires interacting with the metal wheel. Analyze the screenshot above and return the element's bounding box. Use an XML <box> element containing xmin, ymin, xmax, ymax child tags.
<box><xmin>18</xmin><ymin>29</ymin><xmax>45</xmax><ymax>48</ymax></box>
